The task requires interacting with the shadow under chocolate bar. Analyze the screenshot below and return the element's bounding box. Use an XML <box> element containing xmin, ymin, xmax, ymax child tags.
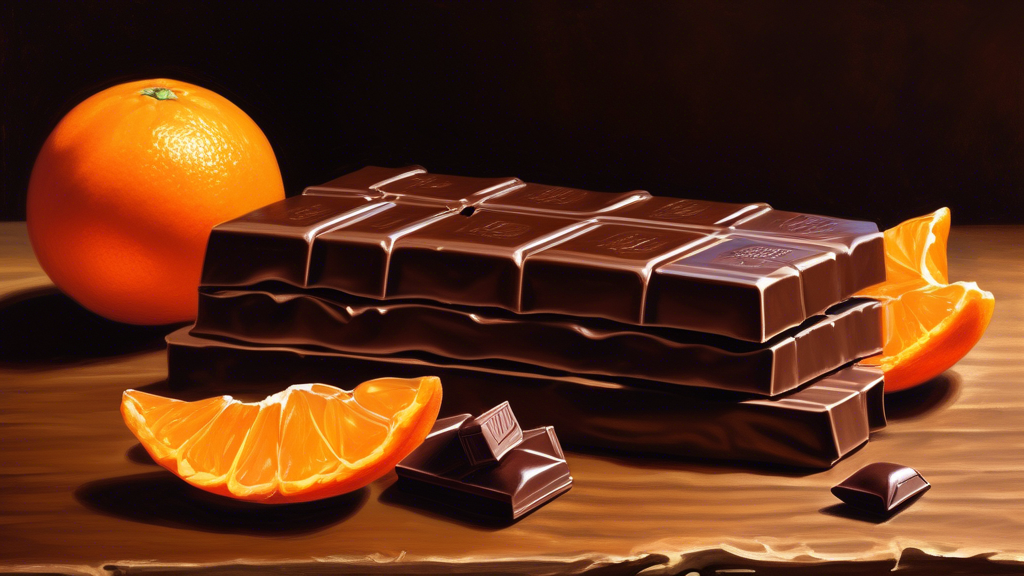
<box><xmin>192</xmin><ymin>287</ymin><xmax>882</xmax><ymax>396</ymax></box>
<box><xmin>201</xmin><ymin>166</ymin><xmax>884</xmax><ymax>343</ymax></box>
<box><xmin>165</xmin><ymin>327</ymin><xmax>885</xmax><ymax>469</ymax></box>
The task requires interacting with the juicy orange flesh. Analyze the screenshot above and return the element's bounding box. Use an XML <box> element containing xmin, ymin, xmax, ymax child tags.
<box><xmin>880</xmin><ymin>207</ymin><xmax>950</xmax><ymax>286</ymax></box>
<box><xmin>329</xmin><ymin>395</ymin><xmax>390</xmax><ymax>464</ymax></box>
<box><xmin>122</xmin><ymin>377</ymin><xmax>441</xmax><ymax>503</ymax></box>
<box><xmin>278</xmin><ymin>392</ymin><xmax>338</xmax><ymax>483</ymax></box>
<box><xmin>352</xmin><ymin>378</ymin><xmax>420</xmax><ymax>416</ymax></box>
<box><xmin>181</xmin><ymin>402</ymin><xmax>259</xmax><ymax>479</ymax></box>
<box><xmin>889</xmin><ymin>284</ymin><xmax>959</xmax><ymax>348</ymax></box>
<box><xmin>149</xmin><ymin>396</ymin><xmax>226</xmax><ymax>453</ymax></box>
<box><xmin>856</xmin><ymin>208</ymin><xmax>993</xmax><ymax>390</ymax></box>
<box><xmin>232</xmin><ymin>402</ymin><xmax>281</xmax><ymax>490</ymax></box>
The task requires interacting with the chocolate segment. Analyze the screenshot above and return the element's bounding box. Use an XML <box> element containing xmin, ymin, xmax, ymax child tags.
<box><xmin>458</xmin><ymin>402</ymin><xmax>524</xmax><ymax>466</ymax></box>
<box><xmin>201</xmin><ymin>195</ymin><xmax>381</xmax><ymax>287</ymax></box>
<box><xmin>396</xmin><ymin>416</ymin><xmax>572</xmax><ymax>520</ymax></box>
<box><xmin>303</xmin><ymin>165</ymin><xmax>424</xmax><ymax>196</ymax></box>
<box><xmin>165</xmin><ymin>327</ymin><xmax>885</xmax><ymax>469</ymax></box>
<box><xmin>646</xmin><ymin>235</ymin><xmax>843</xmax><ymax>341</ymax></box>
<box><xmin>599</xmin><ymin>197</ymin><xmax>770</xmax><ymax>228</ymax></box>
<box><xmin>831</xmin><ymin>462</ymin><xmax>930</xmax><ymax>514</ymax></box>
<box><xmin>375</xmin><ymin>172</ymin><xmax>521</xmax><ymax>208</ymax></box>
<box><xmin>478</xmin><ymin>182</ymin><xmax>650</xmax><ymax>215</ymax></box>
<box><xmin>307</xmin><ymin>202</ymin><xmax>452</xmax><ymax>298</ymax></box>
<box><xmin>729</xmin><ymin>209</ymin><xmax>886</xmax><ymax>296</ymax></box>
<box><xmin>192</xmin><ymin>289</ymin><xmax>882</xmax><ymax>396</ymax></box>
<box><xmin>302</xmin><ymin>165</ymin><xmax>522</xmax><ymax>207</ymax></box>
<box><xmin>387</xmin><ymin>209</ymin><xmax>591</xmax><ymax>309</ymax></box>
<box><xmin>521</xmin><ymin>224</ymin><xmax>715</xmax><ymax>324</ymax></box>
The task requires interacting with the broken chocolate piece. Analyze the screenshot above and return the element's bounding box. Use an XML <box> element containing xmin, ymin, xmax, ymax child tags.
<box><xmin>396</xmin><ymin>414</ymin><xmax>572</xmax><ymax>520</ymax></box>
<box><xmin>831</xmin><ymin>462</ymin><xmax>930</xmax><ymax>514</ymax></box>
<box><xmin>458</xmin><ymin>401</ymin><xmax>524</xmax><ymax>466</ymax></box>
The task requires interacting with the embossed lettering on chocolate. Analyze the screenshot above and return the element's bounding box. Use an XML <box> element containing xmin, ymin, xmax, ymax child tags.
<box><xmin>200</xmin><ymin>166</ymin><xmax>885</xmax><ymax>343</ymax></box>
<box><xmin>457</xmin><ymin>402</ymin><xmax>525</xmax><ymax>467</ymax></box>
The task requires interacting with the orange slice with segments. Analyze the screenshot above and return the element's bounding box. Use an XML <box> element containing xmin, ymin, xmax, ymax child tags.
<box><xmin>856</xmin><ymin>208</ymin><xmax>994</xmax><ymax>391</ymax></box>
<box><xmin>121</xmin><ymin>376</ymin><xmax>442</xmax><ymax>503</ymax></box>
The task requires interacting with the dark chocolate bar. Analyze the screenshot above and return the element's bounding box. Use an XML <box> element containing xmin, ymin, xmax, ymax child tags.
<box><xmin>165</xmin><ymin>327</ymin><xmax>886</xmax><ymax>469</ymax></box>
<box><xmin>831</xmin><ymin>463</ymin><xmax>930</xmax><ymax>515</ymax></box>
<box><xmin>395</xmin><ymin>414</ymin><xmax>571</xmax><ymax>520</ymax></box>
<box><xmin>192</xmin><ymin>288</ymin><xmax>882</xmax><ymax>396</ymax></box>
<box><xmin>201</xmin><ymin>166</ymin><xmax>884</xmax><ymax>342</ymax></box>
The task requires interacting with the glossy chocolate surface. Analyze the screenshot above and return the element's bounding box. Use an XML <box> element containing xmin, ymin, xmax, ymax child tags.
<box><xmin>200</xmin><ymin>194</ymin><xmax>379</xmax><ymax>287</ymax></box>
<box><xmin>201</xmin><ymin>166</ymin><xmax>884</xmax><ymax>342</ymax></box>
<box><xmin>458</xmin><ymin>402</ymin><xmax>524</xmax><ymax>466</ymax></box>
<box><xmin>166</xmin><ymin>327</ymin><xmax>886</xmax><ymax>469</ymax></box>
<box><xmin>396</xmin><ymin>415</ymin><xmax>571</xmax><ymax>520</ymax></box>
<box><xmin>192</xmin><ymin>288</ymin><xmax>882</xmax><ymax>396</ymax></box>
<box><xmin>831</xmin><ymin>462</ymin><xmax>931</xmax><ymax>514</ymax></box>
<box><xmin>303</xmin><ymin>165</ymin><xmax>425</xmax><ymax>196</ymax></box>
<box><xmin>479</xmin><ymin>182</ymin><xmax>650</xmax><ymax>216</ymax></box>
<box><xmin>387</xmin><ymin>209</ymin><xmax>592</xmax><ymax>310</ymax></box>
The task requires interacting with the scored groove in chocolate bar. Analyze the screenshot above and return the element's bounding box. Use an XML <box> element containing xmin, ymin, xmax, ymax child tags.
<box><xmin>308</xmin><ymin>202</ymin><xmax>453</xmax><ymax>298</ymax></box>
<box><xmin>200</xmin><ymin>194</ymin><xmax>382</xmax><ymax>287</ymax></box>
<box><xmin>386</xmin><ymin>210</ymin><xmax>598</xmax><ymax>310</ymax></box>
<box><xmin>596</xmin><ymin>195</ymin><xmax>771</xmax><ymax>227</ymax></box>
<box><xmin>304</xmin><ymin>165</ymin><xmax>426</xmax><ymax>196</ymax></box>
<box><xmin>200</xmin><ymin>166</ymin><xmax>884</xmax><ymax>343</ymax></box>
<box><xmin>479</xmin><ymin>182</ymin><xmax>651</xmax><ymax>216</ymax></box>
<box><xmin>192</xmin><ymin>289</ymin><xmax>882</xmax><ymax>396</ymax></box>
<box><xmin>165</xmin><ymin>326</ymin><xmax>886</xmax><ymax>469</ymax></box>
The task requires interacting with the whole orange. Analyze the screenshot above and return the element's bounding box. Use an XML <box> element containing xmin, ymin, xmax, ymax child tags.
<box><xmin>27</xmin><ymin>79</ymin><xmax>285</xmax><ymax>324</ymax></box>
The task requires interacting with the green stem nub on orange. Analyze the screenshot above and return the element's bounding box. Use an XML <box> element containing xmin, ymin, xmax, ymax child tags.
<box><xmin>140</xmin><ymin>87</ymin><xmax>177</xmax><ymax>101</ymax></box>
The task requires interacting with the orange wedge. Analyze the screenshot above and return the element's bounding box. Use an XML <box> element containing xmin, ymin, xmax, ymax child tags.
<box><xmin>856</xmin><ymin>208</ymin><xmax>994</xmax><ymax>391</ymax></box>
<box><xmin>121</xmin><ymin>377</ymin><xmax>442</xmax><ymax>504</ymax></box>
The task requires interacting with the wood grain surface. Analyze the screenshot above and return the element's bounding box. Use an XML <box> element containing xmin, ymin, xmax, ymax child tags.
<box><xmin>1</xmin><ymin>221</ymin><xmax>1022</xmax><ymax>575</ymax></box>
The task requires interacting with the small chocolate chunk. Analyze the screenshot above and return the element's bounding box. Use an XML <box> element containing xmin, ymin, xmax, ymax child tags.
<box><xmin>831</xmin><ymin>462</ymin><xmax>930</xmax><ymax>514</ymax></box>
<box><xmin>458</xmin><ymin>401</ymin><xmax>524</xmax><ymax>466</ymax></box>
<box><xmin>396</xmin><ymin>414</ymin><xmax>572</xmax><ymax>520</ymax></box>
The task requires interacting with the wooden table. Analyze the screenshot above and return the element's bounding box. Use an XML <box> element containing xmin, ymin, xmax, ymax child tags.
<box><xmin>1</xmin><ymin>221</ymin><xmax>1022</xmax><ymax>575</ymax></box>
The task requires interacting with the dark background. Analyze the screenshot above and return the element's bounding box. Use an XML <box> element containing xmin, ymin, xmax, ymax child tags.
<box><xmin>3</xmin><ymin>1</ymin><xmax>1023</xmax><ymax>227</ymax></box>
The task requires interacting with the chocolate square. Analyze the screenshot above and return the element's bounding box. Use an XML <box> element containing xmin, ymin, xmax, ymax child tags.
<box><xmin>388</xmin><ymin>209</ymin><xmax>588</xmax><ymax>310</ymax></box>
<box><xmin>832</xmin><ymin>462</ymin><xmax>930</xmax><ymax>514</ymax></box>
<box><xmin>480</xmin><ymin>182</ymin><xmax>650</xmax><ymax>215</ymax></box>
<box><xmin>522</xmin><ymin>223</ymin><xmax>714</xmax><ymax>323</ymax></box>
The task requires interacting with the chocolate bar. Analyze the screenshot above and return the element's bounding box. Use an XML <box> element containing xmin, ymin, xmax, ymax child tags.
<box><xmin>192</xmin><ymin>288</ymin><xmax>882</xmax><ymax>396</ymax></box>
<box><xmin>202</xmin><ymin>166</ymin><xmax>884</xmax><ymax>342</ymax></box>
<box><xmin>831</xmin><ymin>463</ymin><xmax>930</xmax><ymax>515</ymax></box>
<box><xmin>166</xmin><ymin>327</ymin><xmax>885</xmax><ymax>469</ymax></box>
<box><xmin>395</xmin><ymin>410</ymin><xmax>572</xmax><ymax>520</ymax></box>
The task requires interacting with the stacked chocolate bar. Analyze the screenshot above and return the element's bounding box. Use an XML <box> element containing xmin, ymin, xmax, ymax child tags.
<box><xmin>168</xmin><ymin>166</ymin><xmax>888</xmax><ymax>468</ymax></box>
